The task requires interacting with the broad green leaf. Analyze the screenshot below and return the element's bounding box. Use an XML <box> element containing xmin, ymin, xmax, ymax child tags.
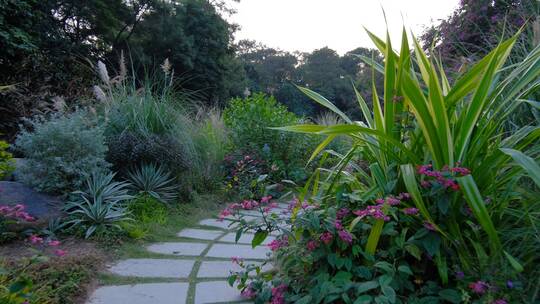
<box><xmin>457</xmin><ymin>175</ymin><xmax>501</xmax><ymax>254</ymax></box>
<box><xmin>500</xmin><ymin>148</ymin><xmax>540</xmax><ymax>187</ymax></box>
<box><xmin>251</xmin><ymin>230</ymin><xmax>268</xmax><ymax>248</ymax></box>
<box><xmin>366</xmin><ymin>219</ymin><xmax>385</xmax><ymax>255</ymax></box>
<box><xmin>295</xmin><ymin>85</ymin><xmax>352</xmax><ymax>123</ymax></box>
<box><xmin>271</xmin><ymin>124</ymin><xmax>326</xmax><ymax>134</ymax></box>
<box><xmin>308</xmin><ymin>135</ymin><xmax>337</xmax><ymax>164</ymax></box>
<box><xmin>504</xmin><ymin>251</ymin><xmax>524</xmax><ymax>273</ymax></box>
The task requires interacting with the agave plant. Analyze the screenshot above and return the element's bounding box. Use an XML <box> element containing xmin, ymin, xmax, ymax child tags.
<box><xmin>64</xmin><ymin>171</ymin><xmax>133</xmax><ymax>238</ymax></box>
<box><xmin>277</xmin><ymin>27</ymin><xmax>540</xmax><ymax>280</ymax></box>
<box><xmin>126</xmin><ymin>163</ymin><xmax>178</xmax><ymax>204</ymax></box>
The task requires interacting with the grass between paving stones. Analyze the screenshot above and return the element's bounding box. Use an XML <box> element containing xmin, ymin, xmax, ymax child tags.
<box><xmin>97</xmin><ymin>193</ymin><xmax>265</xmax><ymax>304</ymax></box>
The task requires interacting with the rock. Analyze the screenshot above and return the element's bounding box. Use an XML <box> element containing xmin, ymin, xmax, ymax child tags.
<box><xmin>107</xmin><ymin>259</ymin><xmax>195</xmax><ymax>278</ymax></box>
<box><xmin>0</xmin><ymin>181</ymin><xmax>61</xmax><ymax>219</ymax></box>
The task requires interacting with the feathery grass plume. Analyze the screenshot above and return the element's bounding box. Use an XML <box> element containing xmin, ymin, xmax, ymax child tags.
<box><xmin>315</xmin><ymin>111</ymin><xmax>342</xmax><ymax>126</ymax></box>
<box><xmin>97</xmin><ymin>60</ymin><xmax>110</xmax><ymax>86</ymax></box>
<box><xmin>93</xmin><ymin>85</ymin><xmax>107</xmax><ymax>102</ymax></box>
<box><xmin>161</xmin><ymin>58</ymin><xmax>172</xmax><ymax>76</ymax></box>
<box><xmin>118</xmin><ymin>50</ymin><xmax>127</xmax><ymax>81</ymax></box>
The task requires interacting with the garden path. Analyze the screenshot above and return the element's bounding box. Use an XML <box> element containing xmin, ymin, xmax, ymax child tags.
<box><xmin>86</xmin><ymin>203</ymin><xmax>288</xmax><ymax>304</ymax></box>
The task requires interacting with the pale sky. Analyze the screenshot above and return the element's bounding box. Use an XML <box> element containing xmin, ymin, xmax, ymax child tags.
<box><xmin>228</xmin><ymin>0</ymin><xmax>460</xmax><ymax>54</ymax></box>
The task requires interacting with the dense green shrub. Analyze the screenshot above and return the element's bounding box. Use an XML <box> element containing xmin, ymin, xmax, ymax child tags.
<box><xmin>15</xmin><ymin>111</ymin><xmax>110</xmax><ymax>193</ymax></box>
<box><xmin>223</xmin><ymin>93</ymin><xmax>316</xmax><ymax>180</ymax></box>
<box><xmin>0</xmin><ymin>140</ymin><xmax>15</xmax><ymax>180</ymax></box>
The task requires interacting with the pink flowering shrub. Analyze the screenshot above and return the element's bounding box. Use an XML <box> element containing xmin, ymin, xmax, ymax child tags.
<box><xmin>0</xmin><ymin>204</ymin><xmax>36</xmax><ymax>243</ymax></box>
<box><xmin>228</xmin><ymin>190</ymin><xmax>522</xmax><ymax>303</ymax></box>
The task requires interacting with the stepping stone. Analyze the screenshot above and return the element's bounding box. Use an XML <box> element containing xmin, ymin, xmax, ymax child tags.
<box><xmin>205</xmin><ymin>243</ymin><xmax>270</xmax><ymax>260</ymax></box>
<box><xmin>177</xmin><ymin>228</ymin><xmax>223</xmax><ymax>241</ymax></box>
<box><xmin>220</xmin><ymin>232</ymin><xmax>275</xmax><ymax>245</ymax></box>
<box><xmin>147</xmin><ymin>242</ymin><xmax>207</xmax><ymax>256</ymax></box>
<box><xmin>198</xmin><ymin>218</ymin><xmax>237</xmax><ymax>230</ymax></box>
<box><xmin>108</xmin><ymin>259</ymin><xmax>194</xmax><ymax>278</ymax></box>
<box><xmin>87</xmin><ymin>282</ymin><xmax>189</xmax><ymax>304</ymax></box>
<box><xmin>194</xmin><ymin>281</ymin><xmax>245</xmax><ymax>304</ymax></box>
<box><xmin>197</xmin><ymin>260</ymin><xmax>272</xmax><ymax>278</ymax></box>
<box><xmin>222</xmin><ymin>215</ymin><xmax>259</xmax><ymax>222</ymax></box>
<box><xmin>238</xmin><ymin>210</ymin><xmax>263</xmax><ymax>217</ymax></box>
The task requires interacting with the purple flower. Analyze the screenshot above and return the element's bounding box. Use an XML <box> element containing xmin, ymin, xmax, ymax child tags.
<box><xmin>336</xmin><ymin>208</ymin><xmax>350</xmax><ymax>219</ymax></box>
<box><xmin>492</xmin><ymin>299</ymin><xmax>508</xmax><ymax>304</ymax></box>
<box><xmin>506</xmin><ymin>280</ymin><xmax>514</xmax><ymax>289</ymax></box>
<box><xmin>320</xmin><ymin>232</ymin><xmax>333</xmax><ymax>245</ymax></box>
<box><xmin>423</xmin><ymin>221</ymin><xmax>436</xmax><ymax>231</ymax></box>
<box><xmin>271</xmin><ymin>284</ymin><xmax>287</xmax><ymax>304</ymax></box>
<box><xmin>468</xmin><ymin>280</ymin><xmax>489</xmax><ymax>294</ymax></box>
<box><xmin>306</xmin><ymin>240</ymin><xmax>319</xmax><ymax>251</ymax></box>
<box><xmin>241</xmin><ymin>287</ymin><xmax>257</xmax><ymax>298</ymax></box>
<box><xmin>455</xmin><ymin>271</ymin><xmax>465</xmax><ymax>280</ymax></box>
<box><xmin>403</xmin><ymin>207</ymin><xmax>419</xmax><ymax>215</ymax></box>
<box><xmin>334</xmin><ymin>220</ymin><xmax>343</xmax><ymax>230</ymax></box>
<box><xmin>386</xmin><ymin>197</ymin><xmax>401</xmax><ymax>206</ymax></box>
<box><xmin>338</xmin><ymin>230</ymin><xmax>353</xmax><ymax>244</ymax></box>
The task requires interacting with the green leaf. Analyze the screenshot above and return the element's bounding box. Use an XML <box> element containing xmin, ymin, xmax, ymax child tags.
<box><xmin>295</xmin><ymin>85</ymin><xmax>352</xmax><ymax>123</ymax></box>
<box><xmin>457</xmin><ymin>175</ymin><xmax>501</xmax><ymax>254</ymax></box>
<box><xmin>500</xmin><ymin>148</ymin><xmax>540</xmax><ymax>187</ymax></box>
<box><xmin>356</xmin><ymin>281</ymin><xmax>379</xmax><ymax>295</ymax></box>
<box><xmin>381</xmin><ymin>285</ymin><xmax>396</xmax><ymax>303</ymax></box>
<box><xmin>251</xmin><ymin>230</ymin><xmax>268</xmax><ymax>248</ymax></box>
<box><xmin>227</xmin><ymin>274</ymin><xmax>237</xmax><ymax>287</ymax></box>
<box><xmin>271</xmin><ymin>124</ymin><xmax>326</xmax><ymax>134</ymax></box>
<box><xmin>503</xmin><ymin>251</ymin><xmax>524</xmax><ymax>273</ymax></box>
<box><xmin>405</xmin><ymin>244</ymin><xmax>422</xmax><ymax>260</ymax></box>
<box><xmin>374</xmin><ymin>262</ymin><xmax>394</xmax><ymax>275</ymax></box>
<box><xmin>438</xmin><ymin>289</ymin><xmax>461</xmax><ymax>304</ymax></box>
<box><xmin>397</xmin><ymin>265</ymin><xmax>413</xmax><ymax>276</ymax></box>
<box><xmin>353</xmin><ymin>295</ymin><xmax>373</xmax><ymax>304</ymax></box>
<box><xmin>308</xmin><ymin>135</ymin><xmax>337</xmax><ymax>164</ymax></box>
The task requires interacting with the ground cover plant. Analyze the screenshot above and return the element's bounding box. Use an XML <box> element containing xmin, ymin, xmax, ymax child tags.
<box><xmin>225</xmin><ymin>27</ymin><xmax>540</xmax><ymax>303</ymax></box>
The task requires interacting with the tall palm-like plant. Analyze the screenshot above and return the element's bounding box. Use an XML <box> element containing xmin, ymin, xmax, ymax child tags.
<box><xmin>277</xmin><ymin>28</ymin><xmax>540</xmax><ymax>278</ymax></box>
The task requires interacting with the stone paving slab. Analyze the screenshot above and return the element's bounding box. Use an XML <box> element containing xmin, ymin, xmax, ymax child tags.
<box><xmin>198</xmin><ymin>218</ymin><xmax>238</xmax><ymax>230</ymax></box>
<box><xmin>87</xmin><ymin>282</ymin><xmax>189</xmax><ymax>304</ymax></box>
<box><xmin>147</xmin><ymin>242</ymin><xmax>208</xmax><ymax>256</ymax></box>
<box><xmin>219</xmin><ymin>232</ymin><xmax>275</xmax><ymax>245</ymax></box>
<box><xmin>197</xmin><ymin>260</ymin><xmax>272</xmax><ymax>278</ymax></box>
<box><xmin>108</xmin><ymin>259</ymin><xmax>195</xmax><ymax>278</ymax></box>
<box><xmin>194</xmin><ymin>281</ymin><xmax>245</xmax><ymax>304</ymax></box>
<box><xmin>205</xmin><ymin>243</ymin><xmax>270</xmax><ymax>260</ymax></box>
<box><xmin>177</xmin><ymin>228</ymin><xmax>223</xmax><ymax>241</ymax></box>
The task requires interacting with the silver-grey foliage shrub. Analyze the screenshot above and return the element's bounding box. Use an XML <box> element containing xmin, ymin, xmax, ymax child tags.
<box><xmin>15</xmin><ymin>110</ymin><xmax>111</xmax><ymax>194</ymax></box>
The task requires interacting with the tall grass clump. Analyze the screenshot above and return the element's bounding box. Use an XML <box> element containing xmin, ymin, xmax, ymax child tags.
<box><xmin>94</xmin><ymin>58</ymin><xmax>231</xmax><ymax>197</ymax></box>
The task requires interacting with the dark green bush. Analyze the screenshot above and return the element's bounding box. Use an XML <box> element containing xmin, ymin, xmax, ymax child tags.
<box><xmin>223</xmin><ymin>93</ymin><xmax>317</xmax><ymax>180</ymax></box>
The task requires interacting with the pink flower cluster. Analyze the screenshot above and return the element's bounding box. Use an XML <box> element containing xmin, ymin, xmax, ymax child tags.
<box><xmin>271</xmin><ymin>284</ymin><xmax>287</xmax><ymax>304</ymax></box>
<box><xmin>241</xmin><ymin>286</ymin><xmax>257</xmax><ymax>298</ymax></box>
<box><xmin>334</xmin><ymin>220</ymin><xmax>353</xmax><ymax>244</ymax></box>
<box><xmin>306</xmin><ymin>240</ymin><xmax>319</xmax><ymax>251</ymax></box>
<box><xmin>353</xmin><ymin>204</ymin><xmax>390</xmax><ymax>221</ymax></box>
<box><xmin>28</xmin><ymin>235</ymin><xmax>67</xmax><ymax>256</ymax></box>
<box><xmin>402</xmin><ymin>207</ymin><xmax>419</xmax><ymax>215</ymax></box>
<box><xmin>417</xmin><ymin>164</ymin><xmax>471</xmax><ymax>191</ymax></box>
<box><xmin>218</xmin><ymin>196</ymin><xmax>274</xmax><ymax>221</ymax></box>
<box><xmin>0</xmin><ymin>204</ymin><xmax>35</xmax><ymax>222</ymax></box>
<box><xmin>468</xmin><ymin>280</ymin><xmax>489</xmax><ymax>294</ymax></box>
<box><xmin>268</xmin><ymin>236</ymin><xmax>288</xmax><ymax>251</ymax></box>
<box><xmin>319</xmin><ymin>232</ymin><xmax>333</xmax><ymax>245</ymax></box>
